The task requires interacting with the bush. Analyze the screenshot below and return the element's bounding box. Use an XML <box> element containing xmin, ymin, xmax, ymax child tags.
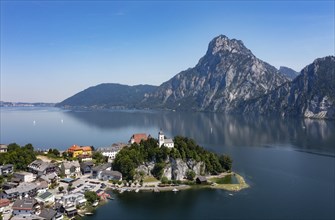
<box><xmin>151</xmin><ymin>162</ymin><xmax>165</xmax><ymax>179</ymax></box>
<box><xmin>161</xmin><ymin>176</ymin><xmax>168</xmax><ymax>184</ymax></box>
<box><xmin>186</xmin><ymin>170</ymin><xmax>196</xmax><ymax>181</ymax></box>
<box><xmin>84</xmin><ymin>191</ymin><xmax>99</xmax><ymax>204</ymax></box>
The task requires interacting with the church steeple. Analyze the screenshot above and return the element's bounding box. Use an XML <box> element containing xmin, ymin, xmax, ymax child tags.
<box><xmin>158</xmin><ymin>130</ymin><xmax>164</xmax><ymax>147</ymax></box>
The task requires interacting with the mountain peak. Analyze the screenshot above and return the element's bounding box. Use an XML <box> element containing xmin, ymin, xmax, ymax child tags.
<box><xmin>208</xmin><ymin>35</ymin><xmax>252</xmax><ymax>56</ymax></box>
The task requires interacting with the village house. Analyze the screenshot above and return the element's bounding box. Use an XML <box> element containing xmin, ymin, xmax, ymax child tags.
<box><xmin>39</xmin><ymin>208</ymin><xmax>62</xmax><ymax>220</ymax></box>
<box><xmin>62</xmin><ymin>205</ymin><xmax>77</xmax><ymax>218</ymax></box>
<box><xmin>158</xmin><ymin>130</ymin><xmax>174</xmax><ymax>148</ymax></box>
<box><xmin>36</xmin><ymin>181</ymin><xmax>49</xmax><ymax>194</ymax></box>
<box><xmin>196</xmin><ymin>176</ymin><xmax>208</xmax><ymax>184</ymax></box>
<box><xmin>60</xmin><ymin>161</ymin><xmax>81</xmax><ymax>177</ymax></box>
<box><xmin>91</xmin><ymin>163</ymin><xmax>112</xmax><ymax>179</ymax></box>
<box><xmin>38</xmin><ymin>172</ymin><xmax>58</xmax><ymax>187</ymax></box>
<box><xmin>2</xmin><ymin>182</ymin><xmax>43</xmax><ymax>200</ymax></box>
<box><xmin>129</xmin><ymin>133</ymin><xmax>148</xmax><ymax>144</ymax></box>
<box><xmin>0</xmin><ymin>198</ymin><xmax>10</xmax><ymax>213</ymax></box>
<box><xmin>12</xmin><ymin>198</ymin><xmax>39</xmax><ymax>217</ymax></box>
<box><xmin>100</xmin><ymin>170</ymin><xmax>122</xmax><ymax>181</ymax></box>
<box><xmin>0</xmin><ymin>164</ymin><xmax>14</xmax><ymax>176</ymax></box>
<box><xmin>35</xmin><ymin>191</ymin><xmax>55</xmax><ymax>205</ymax></box>
<box><xmin>28</xmin><ymin>160</ymin><xmax>57</xmax><ymax>176</ymax></box>
<box><xmin>61</xmin><ymin>193</ymin><xmax>86</xmax><ymax>207</ymax></box>
<box><xmin>13</xmin><ymin>171</ymin><xmax>34</xmax><ymax>183</ymax></box>
<box><xmin>67</xmin><ymin>145</ymin><xmax>92</xmax><ymax>158</ymax></box>
<box><xmin>97</xmin><ymin>143</ymin><xmax>127</xmax><ymax>161</ymax></box>
<box><xmin>0</xmin><ymin>144</ymin><xmax>8</xmax><ymax>153</ymax></box>
<box><xmin>1</xmin><ymin>182</ymin><xmax>19</xmax><ymax>190</ymax></box>
<box><xmin>80</xmin><ymin>161</ymin><xmax>94</xmax><ymax>175</ymax></box>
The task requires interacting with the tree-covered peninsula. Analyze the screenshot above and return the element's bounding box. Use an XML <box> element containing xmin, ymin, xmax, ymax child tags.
<box><xmin>113</xmin><ymin>136</ymin><xmax>232</xmax><ymax>181</ymax></box>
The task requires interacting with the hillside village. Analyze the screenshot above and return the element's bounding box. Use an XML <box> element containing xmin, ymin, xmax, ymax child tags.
<box><xmin>0</xmin><ymin>131</ymin><xmax>241</xmax><ymax>220</ymax></box>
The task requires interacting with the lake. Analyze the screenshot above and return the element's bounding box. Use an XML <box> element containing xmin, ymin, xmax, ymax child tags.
<box><xmin>1</xmin><ymin>107</ymin><xmax>334</xmax><ymax>219</ymax></box>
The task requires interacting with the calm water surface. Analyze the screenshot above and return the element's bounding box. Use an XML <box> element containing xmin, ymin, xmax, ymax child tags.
<box><xmin>1</xmin><ymin>107</ymin><xmax>334</xmax><ymax>219</ymax></box>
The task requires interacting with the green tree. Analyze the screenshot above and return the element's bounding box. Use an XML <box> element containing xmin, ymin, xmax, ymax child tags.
<box><xmin>7</xmin><ymin>143</ymin><xmax>20</xmax><ymax>152</ymax></box>
<box><xmin>58</xmin><ymin>186</ymin><xmax>64</xmax><ymax>192</ymax></box>
<box><xmin>151</xmin><ymin>162</ymin><xmax>165</xmax><ymax>179</ymax></box>
<box><xmin>92</xmin><ymin>152</ymin><xmax>106</xmax><ymax>165</ymax></box>
<box><xmin>161</xmin><ymin>176</ymin><xmax>169</xmax><ymax>184</ymax></box>
<box><xmin>67</xmin><ymin>183</ymin><xmax>73</xmax><ymax>192</ymax></box>
<box><xmin>0</xmin><ymin>143</ymin><xmax>36</xmax><ymax>170</ymax></box>
<box><xmin>62</xmin><ymin>151</ymin><xmax>69</xmax><ymax>159</ymax></box>
<box><xmin>186</xmin><ymin>170</ymin><xmax>196</xmax><ymax>181</ymax></box>
<box><xmin>219</xmin><ymin>155</ymin><xmax>233</xmax><ymax>171</ymax></box>
<box><xmin>84</xmin><ymin>191</ymin><xmax>99</xmax><ymax>204</ymax></box>
<box><xmin>113</xmin><ymin>154</ymin><xmax>136</xmax><ymax>180</ymax></box>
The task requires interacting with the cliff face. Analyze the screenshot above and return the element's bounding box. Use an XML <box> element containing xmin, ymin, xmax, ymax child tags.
<box><xmin>141</xmin><ymin>35</ymin><xmax>288</xmax><ymax>112</ymax></box>
<box><xmin>238</xmin><ymin>56</ymin><xmax>335</xmax><ymax>119</ymax></box>
<box><xmin>136</xmin><ymin>158</ymin><xmax>206</xmax><ymax>180</ymax></box>
<box><xmin>163</xmin><ymin>158</ymin><xmax>205</xmax><ymax>180</ymax></box>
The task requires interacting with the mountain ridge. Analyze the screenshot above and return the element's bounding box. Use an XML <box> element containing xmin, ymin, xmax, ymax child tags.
<box><xmin>56</xmin><ymin>35</ymin><xmax>334</xmax><ymax>119</ymax></box>
<box><xmin>56</xmin><ymin>83</ymin><xmax>157</xmax><ymax>109</ymax></box>
<box><xmin>236</xmin><ymin>56</ymin><xmax>335</xmax><ymax>119</ymax></box>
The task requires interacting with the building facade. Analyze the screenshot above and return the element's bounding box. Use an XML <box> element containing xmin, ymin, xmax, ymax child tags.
<box><xmin>158</xmin><ymin>131</ymin><xmax>174</xmax><ymax>148</ymax></box>
<box><xmin>0</xmin><ymin>144</ymin><xmax>8</xmax><ymax>153</ymax></box>
<box><xmin>13</xmin><ymin>171</ymin><xmax>34</xmax><ymax>183</ymax></box>
<box><xmin>67</xmin><ymin>145</ymin><xmax>92</xmax><ymax>158</ymax></box>
<box><xmin>60</xmin><ymin>161</ymin><xmax>81</xmax><ymax>177</ymax></box>
<box><xmin>28</xmin><ymin>160</ymin><xmax>57</xmax><ymax>176</ymax></box>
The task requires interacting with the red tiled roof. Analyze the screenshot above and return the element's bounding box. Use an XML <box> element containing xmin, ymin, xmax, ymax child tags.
<box><xmin>82</xmin><ymin>146</ymin><xmax>92</xmax><ymax>151</ymax></box>
<box><xmin>67</xmin><ymin>145</ymin><xmax>82</xmax><ymax>152</ymax></box>
<box><xmin>0</xmin><ymin>199</ymin><xmax>10</xmax><ymax>207</ymax></box>
<box><xmin>130</xmin><ymin>133</ymin><xmax>148</xmax><ymax>144</ymax></box>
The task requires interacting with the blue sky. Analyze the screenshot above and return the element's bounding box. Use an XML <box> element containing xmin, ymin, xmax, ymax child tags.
<box><xmin>1</xmin><ymin>1</ymin><xmax>334</xmax><ymax>102</ymax></box>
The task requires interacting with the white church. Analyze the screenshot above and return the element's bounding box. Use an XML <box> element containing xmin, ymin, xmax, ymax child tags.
<box><xmin>158</xmin><ymin>130</ymin><xmax>174</xmax><ymax>148</ymax></box>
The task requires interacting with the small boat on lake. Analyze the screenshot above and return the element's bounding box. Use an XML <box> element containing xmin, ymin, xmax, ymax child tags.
<box><xmin>92</xmin><ymin>201</ymin><xmax>99</xmax><ymax>207</ymax></box>
<box><xmin>85</xmin><ymin>212</ymin><xmax>94</xmax><ymax>216</ymax></box>
<box><xmin>172</xmin><ymin>188</ymin><xmax>179</xmax><ymax>192</ymax></box>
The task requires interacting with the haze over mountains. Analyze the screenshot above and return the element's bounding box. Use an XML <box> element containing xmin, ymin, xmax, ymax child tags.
<box><xmin>56</xmin><ymin>35</ymin><xmax>335</xmax><ymax>119</ymax></box>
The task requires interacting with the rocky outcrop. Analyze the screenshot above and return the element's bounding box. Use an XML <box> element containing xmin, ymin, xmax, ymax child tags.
<box><xmin>136</xmin><ymin>161</ymin><xmax>155</xmax><ymax>176</ymax></box>
<box><xmin>141</xmin><ymin>35</ymin><xmax>288</xmax><ymax>112</ymax></box>
<box><xmin>163</xmin><ymin>158</ymin><xmax>205</xmax><ymax>180</ymax></box>
<box><xmin>136</xmin><ymin>158</ymin><xmax>206</xmax><ymax>180</ymax></box>
<box><xmin>238</xmin><ymin>56</ymin><xmax>335</xmax><ymax>119</ymax></box>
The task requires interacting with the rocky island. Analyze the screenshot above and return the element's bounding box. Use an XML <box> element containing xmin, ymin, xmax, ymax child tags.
<box><xmin>112</xmin><ymin>132</ymin><xmax>248</xmax><ymax>192</ymax></box>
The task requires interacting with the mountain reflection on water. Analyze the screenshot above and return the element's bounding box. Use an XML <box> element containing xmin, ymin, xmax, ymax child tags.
<box><xmin>1</xmin><ymin>108</ymin><xmax>334</xmax><ymax>219</ymax></box>
<box><xmin>64</xmin><ymin>110</ymin><xmax>335</xmax><ymax>155</ymax></box>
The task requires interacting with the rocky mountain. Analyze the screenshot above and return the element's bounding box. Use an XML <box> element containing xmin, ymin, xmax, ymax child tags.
<box><xmin>141</xmin><ymin>35</ymin><xmax>288</xmax><ymax>112</ymax></box>
<box><xmin>279</xmin><ymin>66</ymin><xmax>299</xmax><ymax>80</ymax></box>
<box><xmin>56</xmin><ymin>83</ymin><xmax>157</xmax><ymax>109</ymax></box>
<box><xmin>238</xmin><ymin>56</ymin><xmax>335</xmax><ymax>119</ymax></box>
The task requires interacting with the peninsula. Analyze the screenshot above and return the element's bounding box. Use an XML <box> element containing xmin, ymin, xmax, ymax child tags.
<box><xmin>0</xmin><ymin>131</ymin><xmax>248</xmax><ymax>219</ymax></box>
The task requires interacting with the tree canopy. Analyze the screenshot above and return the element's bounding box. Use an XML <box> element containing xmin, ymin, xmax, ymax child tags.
<box><xmin>0</xmin><ymin>143</ymin><xmax>36</xmax><ymax>170</ymax></box>
<box><xmin>84</xmin><ymin>191</ymin><xmax>99</xmax><ymax>204</ymax></box>
<box><xmin>113</xmin><ymin>136</ymin><xmax>233</xmax><ymax>181</ymax></box>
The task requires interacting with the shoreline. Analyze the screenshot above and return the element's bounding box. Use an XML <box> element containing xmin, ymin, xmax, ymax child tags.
<box><xmin>105</xmin><ymin>172</ymin><xmax>249</xmax><ymax>194</ymax></box>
